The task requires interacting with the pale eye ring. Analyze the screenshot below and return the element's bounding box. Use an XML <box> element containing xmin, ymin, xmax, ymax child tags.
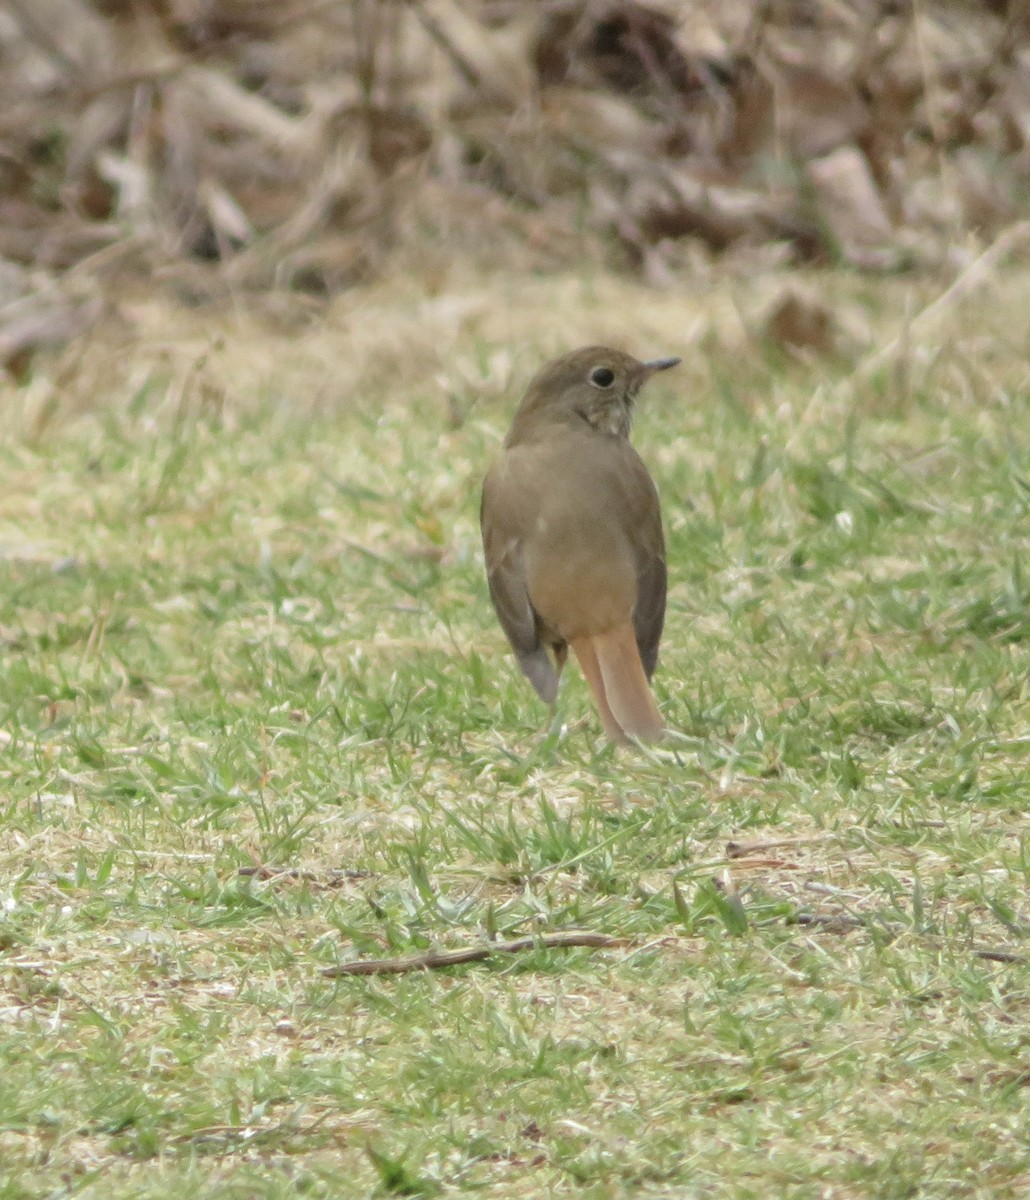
<box><xmin>589</xmin><ymin>366</ymin><xmax>615</xmax><ymax>388</ymax></box>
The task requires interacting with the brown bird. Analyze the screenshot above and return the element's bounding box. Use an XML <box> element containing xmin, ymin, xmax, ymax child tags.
<box><xmin>480</xmin><ymin>346</ymin><xmax>679</xmax><ymax>743</ymax></box>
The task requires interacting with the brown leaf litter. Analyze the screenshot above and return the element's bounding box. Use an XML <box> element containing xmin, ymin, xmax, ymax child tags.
<box><xmin>0</xmin><ymin>0</ymin><xmax>1027</xmax><ymax>368</ymax></box>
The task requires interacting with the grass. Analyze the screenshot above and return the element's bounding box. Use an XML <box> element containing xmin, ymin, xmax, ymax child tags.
<box><xmin>1</xmin><ymin>260</ymin><xmax>1029</xmax><ymax>1198</ymax></box>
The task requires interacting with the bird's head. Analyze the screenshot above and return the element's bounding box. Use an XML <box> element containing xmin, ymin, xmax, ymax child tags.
<box><xmin>507</xmin><ymin>346</ymin><xmax>680</xmax><ymax>443</ymax></box>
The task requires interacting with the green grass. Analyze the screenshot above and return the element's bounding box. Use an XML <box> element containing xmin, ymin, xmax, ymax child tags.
<box><xmin>1</xmin><ymin>265</ymin><xmax>1028</xmax><ymax>1198</ymax></box>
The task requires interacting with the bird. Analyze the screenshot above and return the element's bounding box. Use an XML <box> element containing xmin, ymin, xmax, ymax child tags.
<box><xmin>480</xmin><ymin>346</ymin><xmax>679</xmax><ymax>744</ymax></box>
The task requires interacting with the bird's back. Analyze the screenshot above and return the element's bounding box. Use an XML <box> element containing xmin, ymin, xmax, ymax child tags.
<box><xmin>485</xmin><ymin>421</ymin><xmax>660</xmax><ymax>643</ymax></box>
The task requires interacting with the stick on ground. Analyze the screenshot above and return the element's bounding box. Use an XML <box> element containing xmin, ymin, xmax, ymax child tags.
<box><xmin>322</xmin><ymin>931</ymin><xmax>624</xmax><ymax>977</ymax></box>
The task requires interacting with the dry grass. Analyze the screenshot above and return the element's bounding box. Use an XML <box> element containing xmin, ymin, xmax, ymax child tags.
<box><xmin>1</xmin><ymin>254</ymin><xmax>1029</xmax><ymax>1198</ymax></box>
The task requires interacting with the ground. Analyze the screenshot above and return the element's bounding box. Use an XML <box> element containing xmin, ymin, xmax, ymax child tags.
<box><xmin>0</xmin><ymin>258</ymin><xmax>1028</xmax><ymax>1198</ymax></box>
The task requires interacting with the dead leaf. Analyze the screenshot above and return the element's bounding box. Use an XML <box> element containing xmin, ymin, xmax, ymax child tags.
<box><xmin>763</xmin><ymin>288</ymin><xmax>836</xmax><ymax>355</ymax></box>
<box><xmin>807</xmin><ymin>145</ymin><xmax>900</xmax><ymax>268</ymax></box>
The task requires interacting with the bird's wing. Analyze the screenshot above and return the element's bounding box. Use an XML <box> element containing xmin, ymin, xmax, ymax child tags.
<box><xmin>633</xmin><ymin>551</ymin><xmax>667</xmax><ymax>680</ymax></box>
<box><xmin>480</xmin><ymin>465</ymin><xmax>560</xmax><ymax>703</ymax></box>
<box><xmin>621</xmin><ymin>450</ymin><xmax>667</xmax><ymax>680</ymax></box>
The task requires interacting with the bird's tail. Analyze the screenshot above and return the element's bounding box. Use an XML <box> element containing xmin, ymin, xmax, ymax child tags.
<box><xmin>570</xmin><ymin>622</ymin><xmax>664</xmax><ymax>744</ymax></box>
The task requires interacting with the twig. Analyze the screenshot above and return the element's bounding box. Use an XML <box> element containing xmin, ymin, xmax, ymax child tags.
<box><xmin>788</xmin><ymin>912</ymin><xmax>865</xmax><ymax>933</ymax></box>
<box><xmin>974</xmin><ymin>948</ymin><xmax>1026</xmax><ymax>966</ymax></box>
<box><xmin>238</xmin><ymin>865</ymin><xmax>373</xmax><ymax>884</ymax></box>
<box><xmin>322</xmin><ymin>931</ymin><xmax>624</xmax><ymax>976</ymax></box>
<box><xmin>322</xmin><ymin>920</ymin><xmax>1025</xmax><ymax>978</ymax></box>
<box><xmin>179</xmin><ymin>1108</ymin><xmax>335</xmax><ymax>1145</ymax></box>
<box><xmin>726</xmin><ymin>835</ymin><xmax>832</xmax><ymax>859</ymax></box>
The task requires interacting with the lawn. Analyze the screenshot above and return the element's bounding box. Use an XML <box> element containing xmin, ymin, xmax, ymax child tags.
<box><xmin>1</xmin><ymin>260</ymin><xmax>1028</xmax><ymax>1198</ymax></box>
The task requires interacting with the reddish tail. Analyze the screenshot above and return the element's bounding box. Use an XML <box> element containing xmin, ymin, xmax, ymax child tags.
<box><xmin>570</xmin><ymin>622</ymin><xmax>664</xmax><ymax>744</ymax></box>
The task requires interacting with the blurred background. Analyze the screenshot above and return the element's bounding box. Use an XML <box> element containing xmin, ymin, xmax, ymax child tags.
<box><xmin>0</xmin><ymin>0</ymin><xmax>1027</xmax><ymax>379</ymax></box>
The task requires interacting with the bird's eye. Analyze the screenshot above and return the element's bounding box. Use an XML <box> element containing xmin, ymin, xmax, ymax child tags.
<box><xmin>589</xmin><ymin>366</ymin><xmax>615</xmax><ymax>388</ymax></box>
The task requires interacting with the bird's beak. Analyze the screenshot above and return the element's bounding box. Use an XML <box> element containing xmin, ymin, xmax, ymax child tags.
<box><xmin>643</xmin><ymin>357</ymin><xmax>681</xmax><ymax>373</ymax></box>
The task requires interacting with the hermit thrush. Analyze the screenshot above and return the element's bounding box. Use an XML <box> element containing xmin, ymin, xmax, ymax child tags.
<box><xmin>480</xmin><ymin>346</ymin><xmax>679</xmax><ymax>743</ymax></box>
